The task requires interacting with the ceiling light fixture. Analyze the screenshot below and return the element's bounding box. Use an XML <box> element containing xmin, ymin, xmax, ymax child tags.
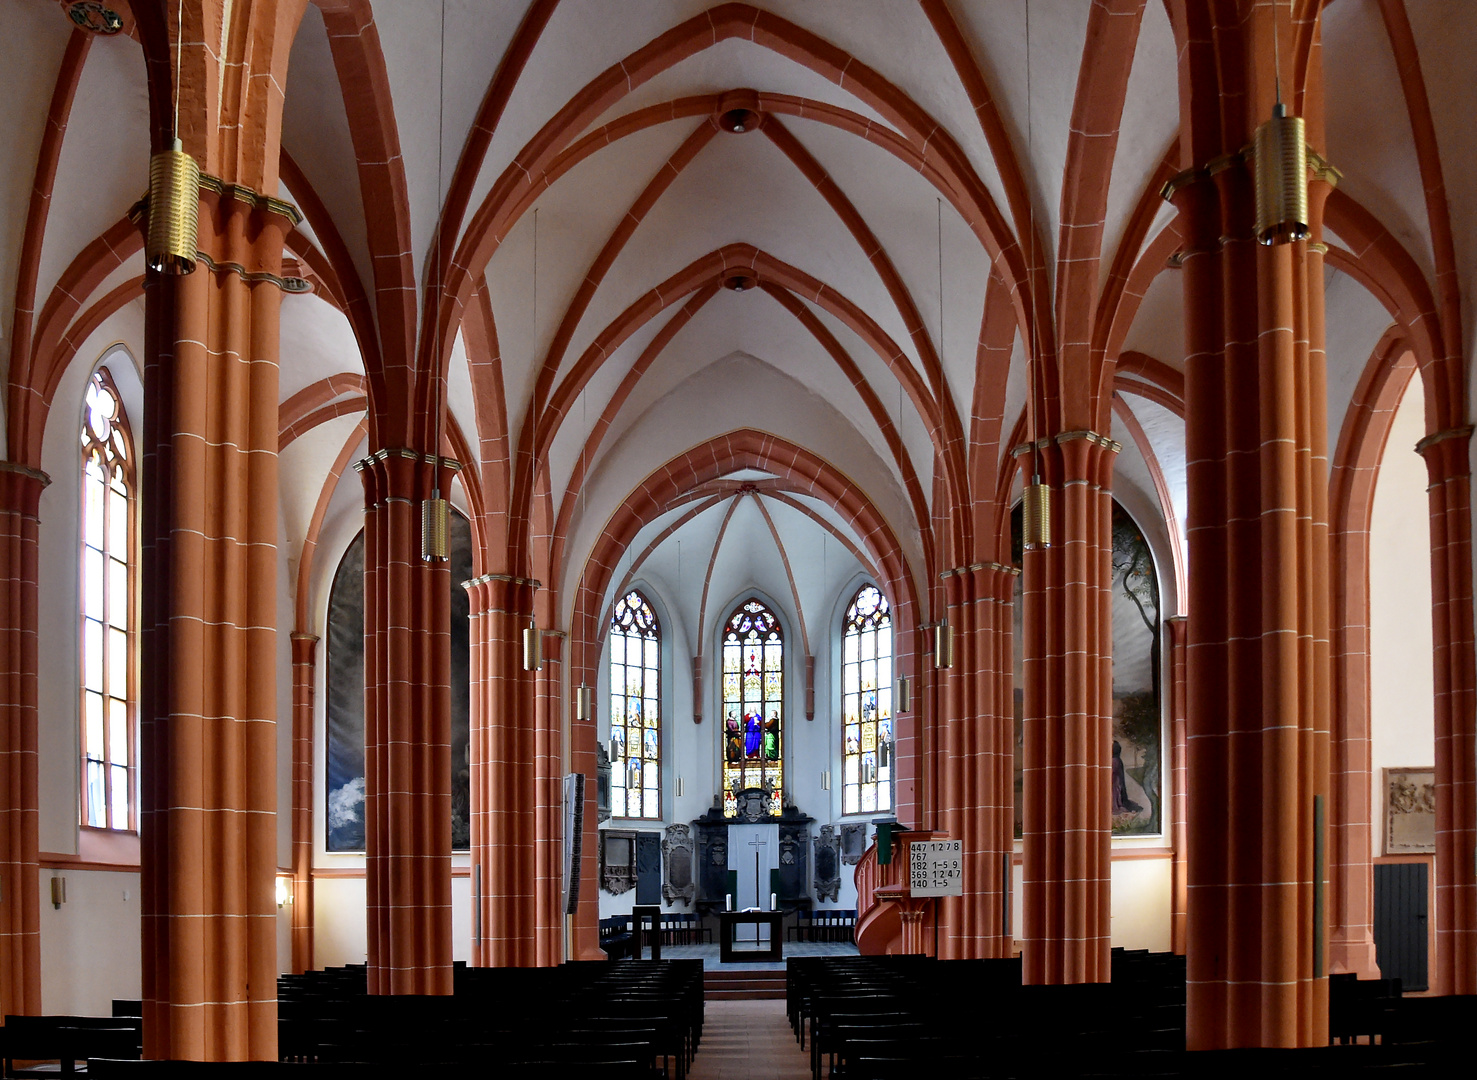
<box><xmin>145</xmin><ymin>0</ymin><xmax>199</xmax><ymax>275</ymax></box>
<box><xmin>1253</xmin><ymin>3</ymin><xmax>1310</xmax><ymax>245</ymax></box>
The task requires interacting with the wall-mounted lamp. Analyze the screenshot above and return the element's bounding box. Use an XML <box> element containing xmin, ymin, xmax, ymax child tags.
<box><xmin>895</xmin><ymin>674</ymin><xmax>912</xmax><ymax>714</ymax></box>
<box><xmin>573</xmin><ymin>683</ymin><xmax>593</xmax><ymax>722</ymax></box>
<box><xmin>933</xmin><ymin>622</ymin><xmax>954</xmax><ymax>670</ymax></box>
<box><xmin>50</xmin><ymin>876</ymin><xmax>66</xmax><ymax>910</ymax></box>
<box><xmin>275</xmin><ymin>875</ymin><xmax>293</xmax><ymax>909</ymax></box>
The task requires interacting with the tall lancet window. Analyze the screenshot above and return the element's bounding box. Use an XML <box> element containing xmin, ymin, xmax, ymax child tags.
<box><xmin>842</xmin><ymin>584</ymin><xmax>893</xmax><ymax>815</ymax></box>
<box><xmin>721</xmin><ymin>598</ymin><xmax>784</xmax><ymax>818</ymax></box>
<box><xmin>609</xmin><ymin>590</ymin><xmax>661</xmax><ymax>820</ymax></box>
<box><xmin>79</xmin><ymin>369</ymin><xmax>135</xmax><ymax>831</ymax></box>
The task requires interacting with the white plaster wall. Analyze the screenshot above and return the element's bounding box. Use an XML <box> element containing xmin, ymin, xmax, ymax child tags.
<box><xmin>1006</xmin><ymin>854</ymin><xmax>1173</xmax><ymax>954</ymax></box>
<box><xmin>310</xmin><ymin>875</ymin><xmax>473</xmax><ymax>969</ymax></box>
<box><xmin>38</xmin><ymin>869</ymin><xmax>140</xmax><ymax>1015</ymax></box>
<box><xmin>1369</xmin><ymin>379</ymin><xmax>1435</xmax><ymax>856</ymax></box>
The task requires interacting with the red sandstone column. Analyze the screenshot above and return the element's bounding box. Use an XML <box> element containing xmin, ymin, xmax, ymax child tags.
<box><xmin>0</xmin><ymin>464</ymin><xmax>45</xmax><ymax>1017</ymax></box>
<box><xmin>356</xmin><ymin>452</ymin><xmax>456</xmax><ymax>994</ymax></box>
<box><xmin>467</xmin><ymin>574</ymin><xmax>539</xmax><ymax>966</ymax></box>
<box><xmin>534</xmin><ymin>632</ymin><xmax>563</xmax><ymax>966</ymax></box>
<box><xmin>1020</xmin><ymin>435</ymin><xmax>1117</xmax><ymax>984</ymax></box>
<box><xmin>289</xmin><ymin>633</ymin><xmax>318</xmax><ymax>975</ymax></box>
<box><xmin>138</xmin><ymin>190</ymin><xmax>289</xmax><ymax>1059</ymax></box>
<box><xmin>1165</xmin><ymin>616</ymin><xmax>1188</xmax><ymax>956</ymax></box>
<box><xmin>1172</xmin><ymin>157</ymin><xmax>1333</xmax><ymax>1048</ymax></box>
<box><xmin>1328</xmin><ymin>505</ymin><xmax>1379</xmax><ymax>978</ymax></box>
<box><xmin>1420</xmin><ymin>428</ymin><xmax>1477</xmax><ymax>994</ymax></box>
<box><xmin>937</xmin><ymin>563</ymin><xmax>1016</xmax><ymax>959</ymax></box>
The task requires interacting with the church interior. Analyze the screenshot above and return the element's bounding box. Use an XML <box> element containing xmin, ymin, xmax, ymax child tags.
<box><xmin>1</xmin><ymin>0</ymin><xmax>1475</xmax><ymax>1065</ymax></box>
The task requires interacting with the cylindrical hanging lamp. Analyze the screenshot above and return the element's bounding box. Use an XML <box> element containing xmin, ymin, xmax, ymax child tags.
<box><xmin>522</xmin><ymin>624</ymin><xmax>542</xmax><ymax>671</ymax></box>
<box><xmin>421</xmin><ymin>490</ymin><xmax>449</xmax><ymax>562</ymax></box>
<box><xmin>895</xmin><ymin>674</ymin><xmax>911</xmax><ymax>714</ymax></box>
<box><xmin>146</xmin><ymin>138</ymin><xmax>200</xmax><ymax>274</ymax></box>
<box><xmin>1023</xmin><ymin>480</ymin><xmax>1051</xmax><ymax>550</ymax></box>
<box><xmin>573</xmin><ymin>683</ymin><xmax>593</xmax><ymax>722</ymax></box>
<box><xmin>1254</xmin><ymin>103</ymin><xmax>1310</xmax><ymax>245</ymax></box>
<box><xmin>933</xmin><ymin>623</ymin><xmax>954</xmax><ymax>670</ymax></box>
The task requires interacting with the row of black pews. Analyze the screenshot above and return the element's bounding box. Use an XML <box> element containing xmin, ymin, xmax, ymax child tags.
<box><xmin>787</xmin><ymin>949</ymin><xmax>1473</xmax><ymax>1079</ymax></box>
<box><xmin>786</xmin><ymin>909</ymin><xmax>856</xmax><ymax>943</ymax></box>
<box><xmin>2</xmin><ymin>1013</ymin><xmax>141</xmax><ymax>1078</ymax></box>
<box><xmin>276</xmin><ymin>959</ymin><xmax>703</xmax><ymax>1078</ymax></box>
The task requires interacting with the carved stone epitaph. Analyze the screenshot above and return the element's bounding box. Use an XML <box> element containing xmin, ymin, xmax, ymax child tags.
<box><xmin>662</xmin><ymin>824</ymin><xmax>697</xmax><ymax>904</ymax></box>
<box><xmin>814</xmin><ymin>824</ymin><xmax>842</xmax><ymax>902</ymax></box>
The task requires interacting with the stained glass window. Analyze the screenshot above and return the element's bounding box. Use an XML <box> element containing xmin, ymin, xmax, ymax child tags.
<box><xmin>79</xmin><ymin>369</ymin><xmax>134</xmax><ymax>831</ymax></box>
<box><xmin>842</xmin><ymin>584</ymin><xmax>892</xmax><ymax>815</ymax></box>
<box><xmin>609</xmin><ymin>590</ymin><xmax>661</xmax><ymax>819</ymax></box>
<box><xmin>721</xmin><ymin>598</ymin><xmax>784</xmax><ymax>817</ymax></box>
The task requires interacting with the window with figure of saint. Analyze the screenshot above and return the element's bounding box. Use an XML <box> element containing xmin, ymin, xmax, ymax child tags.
<box><xmin>842</xmin><ymin>584</ymin><xmax>893</xmax><ymax>815</ymax></box>
<box><xmin>610</xmin><ymin>590</ymin><xmax>661</xmax><ymax>820</ymax></box>
<box><xmin>79</xmin><ymin>368</ymin><xmax>135</xmax><ymax>831</ymax></box>
<box><xmin>721</xmin><ymin>598</ymin><xmax>784</xmax><ymax>818</ymax></box>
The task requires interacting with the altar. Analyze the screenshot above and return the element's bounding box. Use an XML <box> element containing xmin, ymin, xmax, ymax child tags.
<box><xmin>717</xmin><ymin>910</ymin><xmax>784</xmax><ymax>963</ymax></box>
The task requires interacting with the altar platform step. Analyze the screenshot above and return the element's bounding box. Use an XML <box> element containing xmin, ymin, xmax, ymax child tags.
<box><xmin>705</xmin><ymin>968</ymin><xmax>788</xmax><ymax>1000</ymax></box>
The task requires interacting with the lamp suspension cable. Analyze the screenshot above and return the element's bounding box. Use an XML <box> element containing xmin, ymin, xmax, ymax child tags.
<box><xmin>1254</xmin><ymin>0</ymin><xmax>1310</xmax><ymax>245</ymax></box>
<box><xmin>146</xmin><ymin>0</ymin><xmax>200</xmax><ymax>275</ymax></box>
<box><xmin>421</xmin><ymin>0</ymin><xmax>450</xmax><ymax>560</ymax></box>
<box><xmin>1022</xmin><ymin>3</ymin><xmax>1050</xmax><ymax>550</ymax></box>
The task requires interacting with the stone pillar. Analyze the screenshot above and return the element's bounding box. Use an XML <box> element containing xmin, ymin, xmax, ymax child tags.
<box><xmin>534</xmin><ymin>631</ymin><xmax>563</xmax><ymax>966</ymax></box>
<box><xmin>937</xmin><ymin>562</ymin><xmax>1016</xmax><ymax>959</ymax></box>
<box><xmin>356</xmin><ymin>451</ymin><xmax>456</xmax><ymax>995</ymax></box>
<box><xmin>1165</xmin><ymin>616</ymin><xmax>1188</xmax><ymax>956</ymax></box>
<box><xmin>1019</xmin><ymin>434</ymin><xmax>1118</xmax><ymax>984</ymax></box>
<box><xmin>138</xmin><ymin>189</ymin><xmax>292</xmax><ymax>1059</ymax></box>
<box><xmin>288</xmin><ymin>633</ymin><xmax>318</xmax><ymax>975</ymax></box>
<box><xmin>1171</xmin><ymin>156</ymin><xmax>1333</xmax><ymax>1048</ymax></box>
<box><xmin>467</xmin><ymin>574</ymin><xmax>538</xmax><ymax>966</ymax></box>
<box><xmin>1420</xmin><ymin>427</ymin><xmax>1477</xmax><ymax>994</ymax></box>
<box><xmin>0</xmin><ymin>464</ymin><xmax>46</xmax><ymax>1018</ymax></box>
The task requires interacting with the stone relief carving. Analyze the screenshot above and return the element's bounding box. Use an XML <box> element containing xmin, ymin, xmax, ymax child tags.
<box><xmin>600</xmin><ymin>829</ymin><xmax>636</xmax><ymax>895</ymax></box>
<box><xmin>814</xmin><ymin>824</ymin><xmax>842</xmax><ymax>902</ymax></box>
<box><xmin>662</xmin><ymin>824</ymin><xmax>696</xmax><ymax>905</ymax></box>
<box><xmin>840</xmin><ymin>823</ymin><xmax>868</xmax><ymax>865</ymax></box>
<box><xmin>595</xmin><ymin>743</ymin><xmax>612</xmax><ymax>824</ymax></box>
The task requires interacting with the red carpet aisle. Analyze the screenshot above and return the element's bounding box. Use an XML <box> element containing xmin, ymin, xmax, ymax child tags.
<box><xmin>690</xmin><ymin>999</ymin><xmax>812</xmax><ymax>1080</ymax></box>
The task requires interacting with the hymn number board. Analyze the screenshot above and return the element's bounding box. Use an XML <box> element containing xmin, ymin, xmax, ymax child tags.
<box><xmin>908</xmin><ymin>839</ymin><xmax>964</xmax><ymax>897</ymax></box>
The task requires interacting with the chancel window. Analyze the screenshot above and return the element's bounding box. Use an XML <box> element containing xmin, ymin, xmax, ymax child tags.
<box><xmin>721</xmin><ymin>598</ymin><xmax>784</xmax><ymax>817</ymax></box>
<box><xmin>609</xmin><ymin>590</ymin><xmax>661</xmax><ymax>819</ymax></box>
<box><xmin>79</xmin><ymin>369</ymin><xmax>135</xmax><ymax>831</ymax></box>
<box><xmin>841</xmin><ymin>584</ymin><xmax>893</xmax><ymax>815</ymax></box>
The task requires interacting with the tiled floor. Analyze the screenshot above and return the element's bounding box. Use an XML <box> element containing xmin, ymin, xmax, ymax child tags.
<box><xmin>689</xmin><ymin>999</ymin><xmax>811</xmax><ymax>1080</ymax></box>
<box><xmin>650</xmin><ymin>941</ymin><xmax>859</xmax><ymax>971</ymax></box>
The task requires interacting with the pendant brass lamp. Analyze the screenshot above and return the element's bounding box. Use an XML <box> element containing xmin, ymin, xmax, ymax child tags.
<box><xmin>146</xmin><ymin>5</ymin><xmax>199</xmax><ymax>275</ymax></box>
<box><xmin>1254</xmin><ymin>5</ymin><xmax>1310</xmax><ymax>246</ymax></box>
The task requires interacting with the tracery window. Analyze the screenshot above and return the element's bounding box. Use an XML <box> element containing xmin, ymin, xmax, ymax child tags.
<box><xmin>721</xmin><ymin>598</ymin><xmax>784</xmax><ymax>818</ymax></box>
<box><xmin>609</xmin><ymin>590</ymin><xmax>661</xmax><ymax>820</ymax></box>
<box><xmin>79</xmin><ymin>369</ymin><xmax>135</xmax><ymax>831</ymax></box>
<box><xmin>841</xmin><ymin>584</ymin><xmax>893</xmax><ymax>815</ymax></box>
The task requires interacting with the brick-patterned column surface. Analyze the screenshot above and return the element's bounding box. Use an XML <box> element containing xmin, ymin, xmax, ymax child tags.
<box><xmin>1165</xmin><ymin>616</ymin><xmax>1188</xmax><ymax>956</ymax></box>
<box><xmin>1420</xmin><ymin>429</ymin><xmax>1477</xmax><ymax>994</ymax></box>
<box><xmin>1020</xmin><ymin>435</ymin><xmax>1117</xmax><ymax>984</ymax></box>
<box><xmin>466</xmin><ymin>574</ymin><xmax>539</xmax><ymax>966</ymax></box>
<box><xmin>356</xmin><ymin>451</ymin><xmax>456</xmax><ymax>995</ymax></box>
<box><xmin>289</xmin><ymin>634</ymin><xmax>318</xmax><ymax>975</ymax></box>
<box><xmin>937</xmin><ymin>563</ymin><xmax>1017</xmax><ymax>959</ymax></box>
<box><xmin>0</xmin><ymin>464</ymin><xmax>47</xmax><ymax>1018</ymax></box>
<box><xmin>534</xmin><ymin>633</ymin><xmax>563</xmax><ymax>967</ymax></box>
<box><xmin>138</xmin><ymin>191</ymin><xmax>291</xmax><ymax>1060</ymax></box>
<box><xmin>1173</xmin><ymin>161</ymin><xmax>1333</xmax><ymax>1048</ymax></box>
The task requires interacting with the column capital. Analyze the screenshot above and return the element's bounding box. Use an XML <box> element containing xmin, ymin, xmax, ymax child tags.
<box><xmin>355</xmin><ymin>449</ymin><xmax>462</xmax><ymax>505</ymax></box>
<box><xmin>0</xmin><ymin>463</ymin><xmax>52</xmax><ymax>518</ymax></box>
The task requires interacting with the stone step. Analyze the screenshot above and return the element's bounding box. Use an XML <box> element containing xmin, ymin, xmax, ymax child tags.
<box><xmin>705</xmin><ymin>987</ymin><xmax>787</xmax><ymax>1000</ymax></box>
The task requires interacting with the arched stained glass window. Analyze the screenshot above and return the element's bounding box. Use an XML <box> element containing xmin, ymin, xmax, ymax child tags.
<box><xmin>721</xmin><ymin>598</ymin><xmax>784</xmax><ymax>818</ymax></box>
<box><xmin>79</xmin><ymin>369</ymin><xmax>135</xmax><ymax>831</ymax></box>
<box><xmin>610</xmin><ymin>590</ymin><xmax>661</xmax><ymax>820</ymax></box>
<box><xmin>842</xmin><ymin>585</ymin><xmax>893</xmax><ymax>815</ymax></box>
